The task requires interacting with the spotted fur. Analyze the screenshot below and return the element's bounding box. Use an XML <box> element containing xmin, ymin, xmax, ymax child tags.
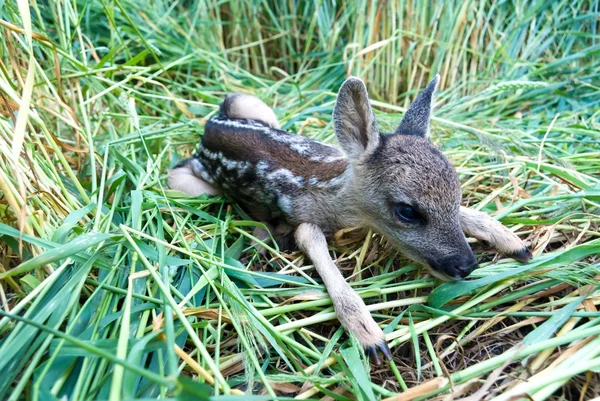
<box><xmin>186</xmin><ymin>115</ymin><xmax>352</xmax><ymax>235</ymax></box>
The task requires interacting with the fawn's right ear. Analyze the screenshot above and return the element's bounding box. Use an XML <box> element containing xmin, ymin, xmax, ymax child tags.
<box><xmin>394</xmin><ymin>75</ymin><xmax>439</xmax><ymax>138</ymax></box>
<box><xmin>333</xmin><ymin>77</ymin><xmax>380</xmax><ymax>159</ymax></box>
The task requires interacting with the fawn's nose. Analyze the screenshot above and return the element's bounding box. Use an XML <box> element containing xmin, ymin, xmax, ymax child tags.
<box><xmin>429</xmin><ymin>252</ymin><xmax>478</xmax><ymax>280</ymax></box>
<box><xmin>452</xmin><ymin>257</ymin><xmax>478</xmax><ymax>279</ymax></box>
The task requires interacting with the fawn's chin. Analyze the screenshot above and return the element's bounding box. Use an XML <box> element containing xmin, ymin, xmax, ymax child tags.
<box><xmin>392</xmin><ymin>244</ymin><xmax>466</xmax><ymax>281</ymax></box>
<box><xmin>427</xmin><ymin>267</ymin><xmax>458</xmax><ymax>282</ymax></box>
<box><xmin>394</xmin><ymin>248</ymin><xmax>454</xmax><ymax>281</ymax></box>
<box><xmin>419</xmin><ymin>260</ymin><xmax>465</xmax><ymax>281</ymax></box>
<box><xmin>407</xmin><ymin>256</ymin><xmax>457</xmax><ymax>281</ymax></box>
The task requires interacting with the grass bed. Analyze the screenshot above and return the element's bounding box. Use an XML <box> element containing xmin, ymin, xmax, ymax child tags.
<box><xmin>1</xmin><ymin>0</ymin><xmax>599</xmax><ymax>400</ymax></box>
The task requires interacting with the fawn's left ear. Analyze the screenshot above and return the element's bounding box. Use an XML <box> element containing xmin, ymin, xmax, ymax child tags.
<box><xmin>333</xmin><ymin>77</ymin><xmax>380</xmax><ymax>159</ymax></box>
<box><xmin>395</xmin><ymin>74</ymin><xmax>439</xmax><ymax>138</ymax></box>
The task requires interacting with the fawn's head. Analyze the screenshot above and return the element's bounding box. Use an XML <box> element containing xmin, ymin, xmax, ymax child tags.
<box><xmin>333</xmin><ymin>76</ymin><xmax>477</xmax><ymax>280</ymax></box>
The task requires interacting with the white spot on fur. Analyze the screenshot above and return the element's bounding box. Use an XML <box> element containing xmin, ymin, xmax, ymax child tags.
<box><xmin>198</xmin><ymin>148</ymin><xmax>251</xmax><ymax>182</ymax></box>
<box><xmin>190</xmin><ymin>158</ymin><xmax>215</xmax><ymax>183</ymax></box>
<box><xmin>290</xmin><ymin>143</ymin><xmax>310</xmax><ymax>155</ymax></box>
<box><xmin>306</xmin><ymin>167</ymin><xmax>351</xmax><ymax>189</ymax></box>
<box><xmin>277</xmin><ymin>195</ymin><xmax>293</xmax><ymax>214</ymax></box>
<box><xmin>254</xmin><ymin>159</ymin><xmax>305</xmax><ymax>189</ymax></box>
<box><xmin>200</xmin><ymin>147</ymin><xmax>221</xmax><ymax>161</ymax></box>
<box><xmin>220</xmin><ymin>157</ymin><xmax>249</xmax><ymax>174</ymax></box>
<box><xmin>309</xmin><ymin>154</ymin><xmax>346</xmax><ymax>163</ymax></box>
<box><xmin>268</xmin><ymin>168</ymin><xmax>304</xmax><ymax>187</ymax></box>
<box><xmin>257</xmin><ymin>161</ymin><xmax>270</xmax><ymax>174</ymax></box>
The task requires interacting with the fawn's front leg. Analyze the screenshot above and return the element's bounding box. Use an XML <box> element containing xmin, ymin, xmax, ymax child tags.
<box><xmin>295</xmin><ymin>223</ymin><xmax>392</xmax><ymax>364</ymax></box>
<box><xmin>460</xmin><ymin>206</ymin><xmax>532</xmax><ymax>263</ymax></box>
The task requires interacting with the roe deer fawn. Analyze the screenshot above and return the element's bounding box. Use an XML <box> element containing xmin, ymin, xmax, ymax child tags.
<box><xmin>168</xmin><ymin>76</ymin><xmax>532</xmax><ymax>363</ymax></box>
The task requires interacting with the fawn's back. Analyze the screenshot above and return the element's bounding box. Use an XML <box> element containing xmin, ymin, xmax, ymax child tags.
<box><xmin>171</xmin><ymin>94</ymin><xmax>357</xmax><ymax>237</ymax></box>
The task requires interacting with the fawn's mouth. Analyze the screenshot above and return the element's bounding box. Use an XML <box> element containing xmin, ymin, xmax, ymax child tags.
<box><xmin>420</xmin><ymin>248</ymin><xmax>479</xmax><ymax>280</ymax></box>
<box><xmin>418</xmin><ymin>262</ymin><xmax>468</xmax><ymax>281</ymax></box>
<box><xmin>424</xmin><ymin>259</ymin><xmax>478</xmax><ymax>281</ymax></box>
<box><xmin>388</xmin><ymin>240</ymin><xmax>476</xmax><ymax>281</ymax></box>
<box><xmin>398</xmin><ymin>252</ymin><xmax>463</xmax><ymax>281</ymax></box>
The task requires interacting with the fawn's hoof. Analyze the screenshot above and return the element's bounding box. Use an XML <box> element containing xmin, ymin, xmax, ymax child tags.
<box><xmin>508</xmin><ymin>246</ymin><xmax>533</xmax><ymax>263</ymax></box>
<box><xmin>366</xmin><ymin>340</ymin><xmax>392</xmax><ymax>365</ymax></box>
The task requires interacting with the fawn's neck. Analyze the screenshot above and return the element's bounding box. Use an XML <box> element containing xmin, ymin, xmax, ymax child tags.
<box><xmin>307</xmin><ymin>163</ymin><xmax>369</xmax><ymax>232</ymax></box>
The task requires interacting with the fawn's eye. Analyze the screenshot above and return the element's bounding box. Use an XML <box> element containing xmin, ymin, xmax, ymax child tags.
<box><xmin>395</xmin><ymin>203</ymin><xmax>421</xmax><ymax>223</ymax></box>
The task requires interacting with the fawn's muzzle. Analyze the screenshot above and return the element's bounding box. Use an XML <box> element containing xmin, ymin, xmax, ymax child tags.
<box><xmin>428</xmin><ymin>251</ymin><xmax>478</xmax><ymax>280</ymax></box>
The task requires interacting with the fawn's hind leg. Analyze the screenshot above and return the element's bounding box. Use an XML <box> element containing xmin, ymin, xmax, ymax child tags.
<box><xmin>252</xmin><ymin>223</ymin><xmax>296</xmax><ymax>255</ymax></box>
<box><xmin>168</xmin><ymin>158</ymin><xmax>222</xmax><ymax>196</ymax></box>
<box><xmin>295</xmin><ymin>223</ymin><xmax>391</xmax><ymax>364</ymax></box>
<box><xmin>460</xmin><ymin>206</ymin><xmax>532</xmax><ymax>262</ymax></box>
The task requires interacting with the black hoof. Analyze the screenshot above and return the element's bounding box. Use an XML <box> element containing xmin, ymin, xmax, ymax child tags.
<box><xmin>509</xmin><ymin>247</ymin><xmax>533</xmax><ymax>263</ymax></box>
<box><xmin>366</xmin><ymin>341</ymin><xmax>392</xmax><ymax>365</ymax></box>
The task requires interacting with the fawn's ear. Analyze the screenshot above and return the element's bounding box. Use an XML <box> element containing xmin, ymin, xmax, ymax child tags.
<box><xmin>395</xmin><ymin>75</ymin><xmax>439</xmax><ymax>138</ymax></box>
<box><xmin>333</xmin><ymin>77</ymin><xmax>380</xmax><ymax>159</ymax></box>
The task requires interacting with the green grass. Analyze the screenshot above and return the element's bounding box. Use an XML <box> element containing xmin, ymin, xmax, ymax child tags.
<box><xmin>1</xmin><ymin>0</ymin><xmax>599</xmax><ymax>400</ymax></box>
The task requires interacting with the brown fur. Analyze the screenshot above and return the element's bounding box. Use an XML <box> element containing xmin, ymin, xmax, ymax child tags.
<box><xmin>202</xmin><ymin>121</ymin><xmax>347</xmax><ymax>181</ymax></box>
